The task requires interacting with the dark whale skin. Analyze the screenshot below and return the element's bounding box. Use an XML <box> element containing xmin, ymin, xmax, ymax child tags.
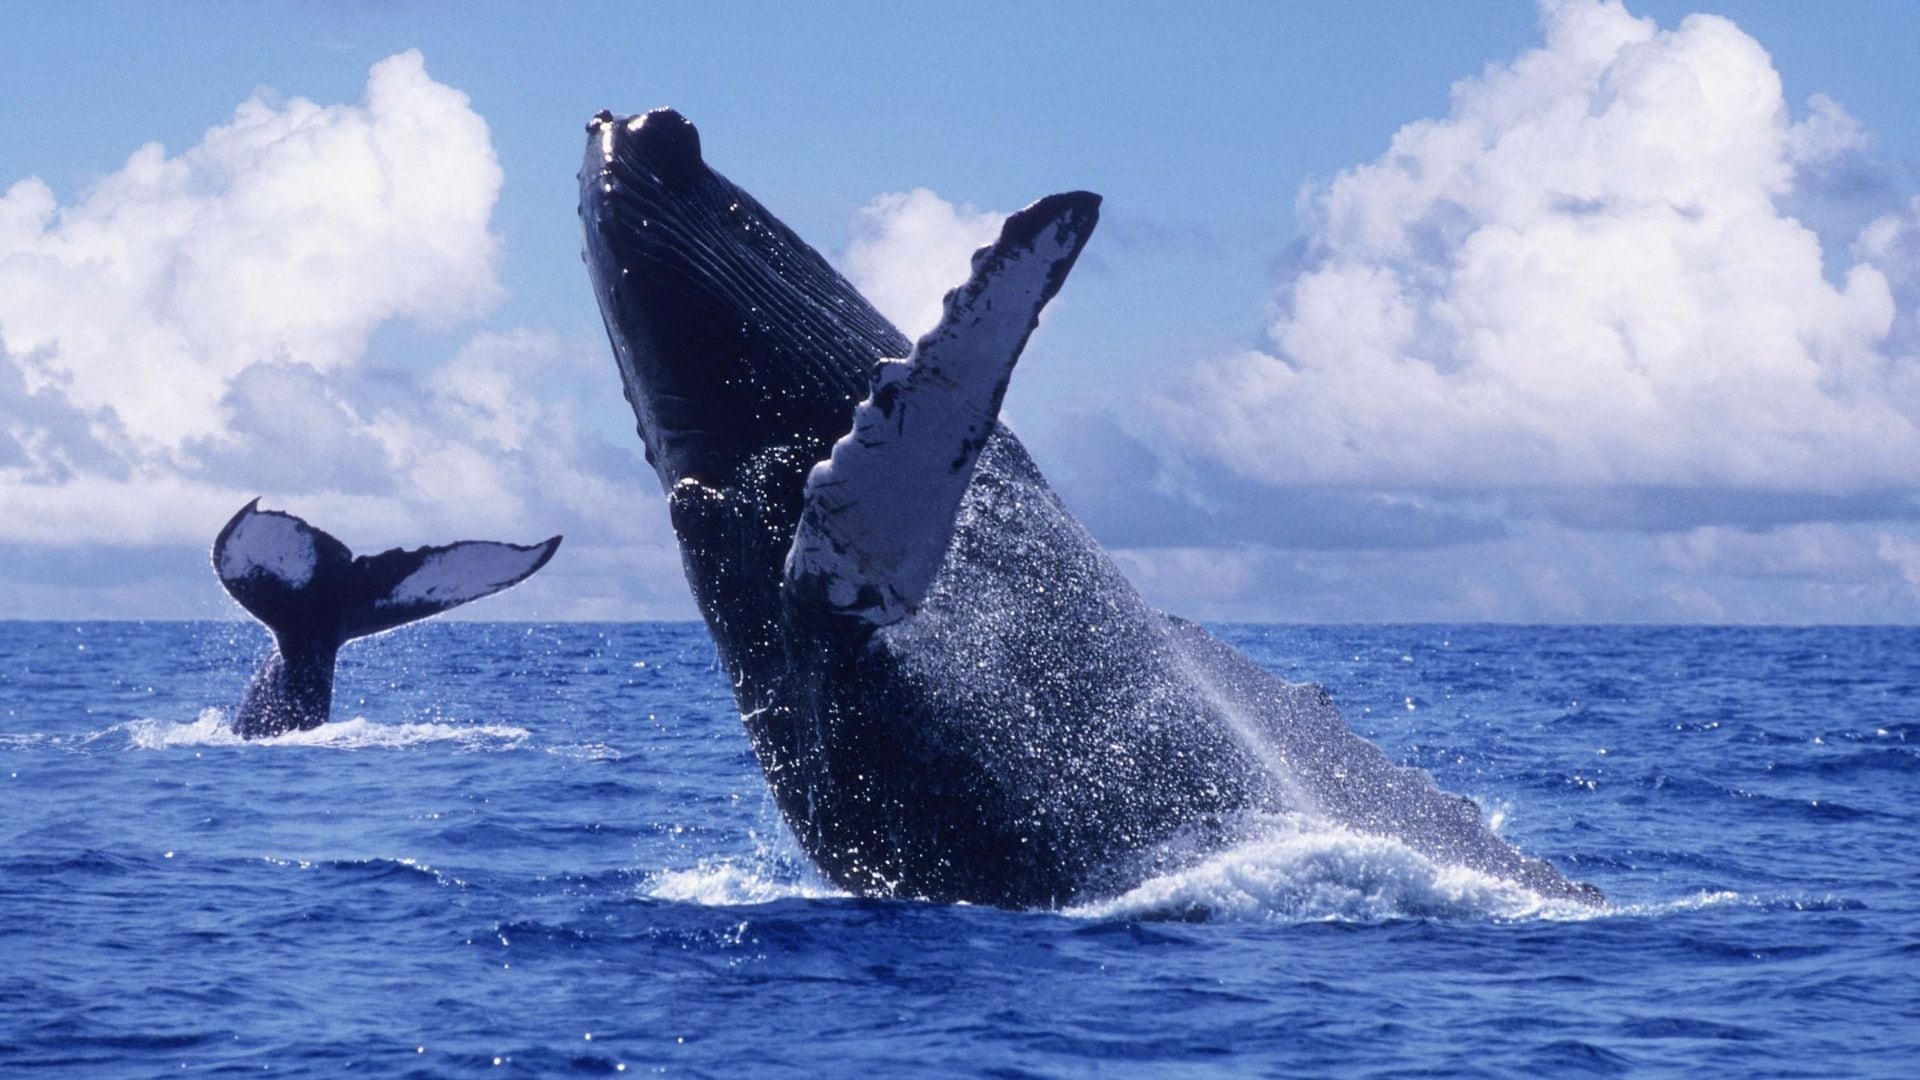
<box><xmin>212</xmin><ymin>501</ymin><xmax>561</xmax><ymax>739</ymax></box>
<box><xmin>581</xmin><ymin>109</ymin><xmax>1601</xmax><ymax>908</ymax></box>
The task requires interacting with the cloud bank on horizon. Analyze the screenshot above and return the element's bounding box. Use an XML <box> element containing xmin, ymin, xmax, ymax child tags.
<box><xmin>3</xmin><ymin>1</ymin><xmax>1919</xmax><ymax>622</ymax></box>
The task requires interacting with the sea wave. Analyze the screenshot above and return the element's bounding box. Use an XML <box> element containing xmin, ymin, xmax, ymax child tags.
<box><xmin>1069</xmin><ymin>814</ymin><xmax>1605</xmax><ymax>924</ymax></box>
<box><xmin>260</xmin><ymin>854</ymin><xmax>470</xmax><ymax>888</ymax></box>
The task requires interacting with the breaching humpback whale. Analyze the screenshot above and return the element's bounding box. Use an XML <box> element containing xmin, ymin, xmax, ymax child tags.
<box><xmin>580</xmin><ymin>108</ymin><xmax>1602</xmax><ymax>908</ymax></box>
<box><xmin>212</xmin><ymin>500</ymin><xmax>561</xmax><ymax>739</ymax></box>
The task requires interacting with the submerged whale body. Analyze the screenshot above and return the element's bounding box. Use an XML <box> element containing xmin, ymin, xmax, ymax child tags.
<box><xmin>212</xmin><ymin>501</ymin><xmax>560</xmax><ymax>739</ymax></box>
<box><xmin>580</xmin><ymin>108</ymin><xmax>1602</xmax><ymax>907</ymax></box>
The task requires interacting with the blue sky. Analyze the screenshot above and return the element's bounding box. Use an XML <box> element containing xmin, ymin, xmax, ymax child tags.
<box><xmin>4</xmin><ymin>1</ymin><xmax>1920</xmax><ymax>622</ymax></box>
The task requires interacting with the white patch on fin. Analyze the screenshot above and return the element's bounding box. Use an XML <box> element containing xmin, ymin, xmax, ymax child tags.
<box><xmin>375</xmin><ymin>540</ymin><xmax>560</xmax><ymax>611</ymax></box>
<box><xmin>784</xmin><ymin>191</ymin><xmax>1100</xmax><ymax>624</ymax></box>
<box><xmin>216</xmin><ymin>503</ymin><xmax>319</xmax><ymax>588</ymax></box>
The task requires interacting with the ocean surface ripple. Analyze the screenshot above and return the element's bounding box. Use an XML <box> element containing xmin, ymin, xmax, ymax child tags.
<box><xmin>2</xmin><ymin>621</ymin><xmax>1915</xmax><ymax>1076</ymax></box>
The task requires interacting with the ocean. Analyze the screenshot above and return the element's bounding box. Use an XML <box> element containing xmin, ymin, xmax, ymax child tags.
<box><xmin>1</xmin><ymin>620</ymin><xmax>1915</xmax><ymax>1076</ymax></box>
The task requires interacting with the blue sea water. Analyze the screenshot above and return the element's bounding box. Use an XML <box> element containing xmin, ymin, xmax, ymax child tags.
<box><xmin>1</xmin><ymin>620</ymin><xmax>1916</xmax><ymax>1077</ymax></box>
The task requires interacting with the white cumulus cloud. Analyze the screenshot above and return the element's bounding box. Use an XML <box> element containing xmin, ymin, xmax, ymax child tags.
<box><xmin>0</xmin><ymin>49</ymin><xmax>502</xmax><ymax>451</ymax></box>
<box><xmin>1154</xmin><ymin>0</ymin><xmax>1920</xmax><ymax>495</ymax></box>
<box><xmin>842</xmin><ymin>188</ymin><xmax>1005</xmax><ymax>339</ymax></box>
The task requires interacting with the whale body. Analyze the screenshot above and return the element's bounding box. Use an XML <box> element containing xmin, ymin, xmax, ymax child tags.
<box><xmin>579</xmin><ymin>108</ymin><xmax>1601</xmax><ymax>907</ymax></box>
<box><xmin>212</xmin><ymin>500</ymin><xmax>560</xmax><ymax>739</ymax></box>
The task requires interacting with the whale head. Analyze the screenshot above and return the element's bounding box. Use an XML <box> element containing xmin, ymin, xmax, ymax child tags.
<box><xmin>579</xmin><ymin>108</ymin><xmax>910</xmax><ymax>491</ymax></box>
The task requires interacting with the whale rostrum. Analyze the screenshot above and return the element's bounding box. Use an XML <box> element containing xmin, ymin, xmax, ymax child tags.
<box><xmin>580</xmin><ymin>107</ymin><xmax>1602</xmax><ymax>908</ymax></box>
<box><xmin>212</xmin><ymin>500</ymin><xmax>560</xmax><ymax>739</ymax></box>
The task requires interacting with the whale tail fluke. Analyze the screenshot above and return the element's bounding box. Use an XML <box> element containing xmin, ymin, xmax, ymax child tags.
<box><xmin>213</xmin><ymin>499</ymin><xmax>356</xmax><ymax>638</ymax></box>
<box><xmin>213</xmin><ymin>500</ymin><xmax>561</xmax><ymax>737</ymax></box>
<box><xmin>339</xmin><ymin>533</ymin><xmax>564</xmax><ymax>639</ymax></box>
<box><xmin>214</xmin><ymin>499</ymin><xmax>563</xmax><ymax>645</ymax></box>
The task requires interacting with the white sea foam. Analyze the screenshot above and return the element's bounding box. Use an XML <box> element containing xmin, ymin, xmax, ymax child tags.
<box><xmin>263</xmin><ymin>717</ymin><xmax>531</xmax><ymax>750</ymax></box>
<box><xmin>122</xmin><ymin>709</ymin><xmax>244</xmax><ymax>748</ymax></box>
<box><xmin>120</xmin><ymin>710</ymin><xmax>529</xmax><ymax>751</ymax></box>
<box><xmin>643</xmin><ymin>857</ymin><xmax>841</xmax><ymax>906</ymax></box>
<box><xmin>1068</xmin><ymin>814</ymin><xmax>1602</xmax><ymax>924</ymax></box>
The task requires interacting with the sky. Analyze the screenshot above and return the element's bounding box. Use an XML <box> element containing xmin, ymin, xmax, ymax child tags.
<box><xmin>4</xmin><ymin>0</ymin><xmax>1920</xmax><ymax>623</ymax></box>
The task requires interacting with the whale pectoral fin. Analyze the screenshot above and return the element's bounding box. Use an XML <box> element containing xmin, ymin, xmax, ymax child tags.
<box><xmin>212</xmin><ymin>498</ymin><xmax>355</xmax><ymax>631</ymax></box>
<box><xmin>342</xmin><ymin>535</ymin><xmax>563</xmax><ymax>640</ymax></box>
<box><xmin>784</xmin><ymin>191</ymin><xmax>1101</xmax><ymax>625</ymax></box>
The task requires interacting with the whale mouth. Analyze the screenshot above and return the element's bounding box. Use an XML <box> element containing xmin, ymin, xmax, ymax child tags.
<box><xmin>579</xmin><ymin>108</ymin><xmax>906</xmax><ymax>489</ymax></box>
